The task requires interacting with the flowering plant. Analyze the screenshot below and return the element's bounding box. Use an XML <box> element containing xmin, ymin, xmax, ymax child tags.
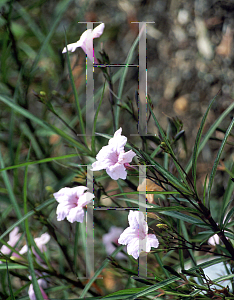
<box><xmin>91</xmin><ymin>127</ymin><xmax>136</xmax><ymax>180</ymax></box>
<box><xmin>2</xmin><ymin>9</ymin><xmax>234</xmax><ymax>300</ymax></box>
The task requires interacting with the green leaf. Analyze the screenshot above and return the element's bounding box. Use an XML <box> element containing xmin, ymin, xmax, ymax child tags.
<box><xmin>64</xmin><ymin>33</ymin><xmax>86</xmax><ymax>142</ymax></box>
<box><xmin>91</xmin><ymin>82</ymin><xmax>105</xmax><ymax>155</ymax></box>
<box><xmin>0</xmin><ymin>263</ymin><xmax>27</xmax><ymax>270</ymax></box>
<box><xmin>191</xmin><ymin>91</ymin><xmax>220</xmax><ymax>193</ymax></box>
<box><xmin>222</xmin><ymin>206</ymin><xmax>234</xmax><ymax>229</ymax></box>
<box><xmin>134</xmin><ymin>147</ymin><xmax>192</xmax><ymax>194</ymax></box>
<box><xmin>0</xmin><ymin>148</ymin><xmax>22</xmax><ymax>220</ymax></box>
<box><xmin>207</xmin><ymin>117</ymin><xmax>234</xmax><ymax>204</ymax></box>
<box><xmin>23</xmin><ymin>149</ymin><xmax>44</xmax><ymax>300</ymax></box>
<box><xmin>0</xmin><ymin>154</ymin><xmax>78</xmax><ymax>172</ymax></box>
<box><xmin>0</xmin><ymin>95</ymin><xmax>90</xmax><ymax>154</ymax></box>
<box><xmin>128</xmin><ymin>257</ymin><xmax>229</xmax><ymax>299</ymax></box>
<box><xmin>30</xmin><ymin>0</ymin><xmax>73</xmax><ymax>75</ymax></box>
<box><xmin>221</xmin><ymin>162</ymin><xmax>234</xmax><ymax>215</ymax></box>
<box><xmin>102</xmin><ymin>287</ymin><xmax>147</xmax><ymax>299</ymax></box>
<box><xmin>0</xmin><ymin>198</ymin><xmax>55</xmax><ymax>242</ymax></box>
<box><xmin>116</xmin><ymin>30</ymin><xmax>141</xmax><ymax>129</ymax></box>
<box><xmin>79</xmin><ymin>245</ymin><xmax>125</xmax><ymax>298</ymax></box>
<box><xmin>126</xmin><ymin>275</ymin><xmax>179</xmax><ymax>299</ymax></box>
<box><xmin>6</xmin><ymin>261</ymin><xmax>15</xmax><ymax>300</ymax></box>
<box><xmin>14</xmin><ymin>2</ymin><xmax>55</xmax><ymax>59</ymax></box>
<box><xmin>157</xmin><ymin>211</ymin><xmax>205</xmax><ymax>227</ymax></box>
<box><xmin>185</xmin><ymin>100</ymin><xmax>234</xmax><ymax>173</ymax></box>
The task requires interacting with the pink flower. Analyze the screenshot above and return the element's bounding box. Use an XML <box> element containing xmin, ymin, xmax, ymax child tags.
<box><xmin>53</xmin><ymin>186</ymin><xmax>95</xmax><ymax>223</ymax></box>
<box><xmin>28</xmin><ymin>276</ymin><xmax>49</xmax><ymax>300</ymax></box>
<box><xmin>62</xmin><ymin>23</ymin><xmax>105</xmax><ymax>63</ymax></box>
<box><xmin>0</xmin><ymin>227</ymin><xmax>21</xmax><ymax>256</ymax></box>
<box><xmin>208</xmin><ymin>234</ymin><xmax>220</xmax><ymax>245</ymax></box>
<box><xmin>102</xmin><ymin>226</ymin><xmax>126</xmax><ymax>259</ymax></box>
<box><xmin>19</xmin><ymin>233</ymin><xmax>50</xmax><ymax>264</ymax></box>
<box><xmin>91</xmin><ymin>128</ymin><xmax>136</xmax><ymax>180</ymax></box>
<box><xmin>118</xmin><ymin>211</ymin><xmax>159</xmax><ymax>259</ymax></box>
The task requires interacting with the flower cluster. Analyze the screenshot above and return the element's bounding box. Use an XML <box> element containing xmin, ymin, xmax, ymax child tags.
<box><xmin>53</xmin><ymin>127</ymin><xmax>159</xmax><ymax>260</ymax></box>
<box><xmin>61</xmin><ymin>24</ymin><xmax>159</xmax><ymax>260</ymax></box>
<box><xmin>0</xmin><ymin>228</ymin><xmax>50</xmax><ymax>299</ymax></box>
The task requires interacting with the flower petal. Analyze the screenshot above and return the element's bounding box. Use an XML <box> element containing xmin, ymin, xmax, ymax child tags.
<box><xmin>118</xmin><ymin>227</ymin><xmax>138</xmax><ymax>245</ymax></box>
<box><xmin>19</xmin><ymin>244</ymin><xmax>27</xmax><ymax>255</ymax></box>
<box><xmin>127</xmin><ymin>211</ymin><xmax>148</xmax><ymax>240</ymax></box>
<box><xmin>67</xmin><ymin>207</ymin><xmax>84</xmax><ymax>223</ymax></box>
<box><xmin>208</xmin><ymin>234</ymin><xmax>220</xmax><ymax>246</ymax></box>
<box><xmin>62</xmin><ymin>42</ymin><xmax>79</xmax><ymax>53</ymax></box>
<box><xmin>78</xmin><ymin>192</ymin><xmax>94</xmax><ymax>207</ymax></box>
<box><xmin>34</xmin><ymin>233</ymin><xmax>50</xmax><ymax>252</ymax></box>
<box><xmin>92</xmin><ymin>23</ymin><xmax>105</xmax><ymax>38</ymax></box>
<box><xmin>106</xmin><ymin>163</ymin><xmax>127</xmax><ymax>180</ymax></box>
<box><xmin>119</xmin><ymin>150</ymin><xmax>136</xmax><ymax>164</ymax></box>
<box><xmin>109</xmin><ymin>128</ymin><xmax>127</xmax><ymax>151</ymax></box>
<box><xmin>127</xmin><ymin>238</ymin><xmax>140</xmax><ymax>259</ymax></box>
<box><xmin>56</xmin><ymin>202</ymin><xmax>71</xmax><ymax>221</ymax></box>
<box><xmin>53</xmin><ymin>187</ymin><xmax>73</xmax><ymax>203</ymax></box>
<box><xmin>75</xmin><ymin>186</ymin><xmax>88</xmax><ymax>198</ymax></box>
<box><xmin>146</xmin><ymin>234</ymin><xmax>159</xmax><ymax>251</ymax></box>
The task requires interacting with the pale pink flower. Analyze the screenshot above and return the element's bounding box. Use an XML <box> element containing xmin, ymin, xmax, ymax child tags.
<box><xmin>102</xmin><ymin>226</ymin><xmax>126</xmax><ymax>259</ymax></box>
<box><xmin>91</xmin><ymin>128</ymin><xmax>136</xmax><ymax>180</ymax></box>
<box><xmin>118</xmin><ymin>211</ymin><xmax>159</xmax><ymax>259</ymax></box>
<box><xmin>0</xmin><ymin>227</ymin><xmax>21</xmax><ymax>256</ymax></box>
<box><xmin>208</xmin><ymin>231</ymin><xmax>230</xmax><ymax>246</ymax></box>
<box><xmin>28</xmin><ymin>276</ymin><xmax>49</xmax><ymax>300</ymax></box>
<box><xmin>53</xmin><ymin>186</ymin><xmax>95</xmax><ymax>223</ymax></box>
<box><xmin>19</xmin><ymin>233</ymin><xmax>50</xmax><ymax>258</ymax></box>
<box><xmin>208</xmin><ymin>234</ymin><xmax>220</xmax><ymax>246</ymax></box>
<box><xmin>62</xmin><ymin>23</ymin><xmax>105</xmax><ymax>63</ymax></box>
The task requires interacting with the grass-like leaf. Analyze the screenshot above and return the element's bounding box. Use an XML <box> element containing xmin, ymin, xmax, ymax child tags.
<box><xmin>185</xmin><ymin>100</ymin><xmax>234</xmax><ymax>173</ymax></box>
<box><xmin>6</xmin><ymin>261</ymin><xmax>15</xmax><ymax>300</ymax></box>
<box><xmin>0</xmin><ymin>198</ymin><xmax>55</xmax><ymax>241</ymax></box>
<box><xmin>0</xmin><ymin>95</ymin><xmax>91</xmax><ymax>154</ymax></box>
<box><xmin>134</xmin><ymin>147</ymin><xmax>192</xmax><ymax>194</ymax></box>
<box><xmin>0</xmin><ymin>154</ymin><xmax>78</xmax><ymax>172</ymax></box>
<box><xmin>191</xmin><ymin>91</ymin><xmax>220</xmax><ymax>193</ymax></box>
<box><xmin>23</xmin><ymin>149</ymin><xmax>44</xmax><ymax>300</ymax></box>
<box><xmin>91</xmin><ymin>82</ymin><xmax>105</xmax><ymax>155</ymax></box>
<box><xmin>64</xmin><ymin>33</ymin><xmax>86</xmax><ymax>143</ymax></box>
<box><xmin>221</xmin><ymin>162</ymin><xmax>234</xmax><ymax>215</ymax></box>
<box><xmin>207</xmin><ymin>117</ymin><xmax>234</xmax><ymax>204</ymax></box>
<box><xmin>0</xmin><ymin>264</ymin><xmax>27</xmax><ymax>270</ymax></box>
<box><xmin>0</xmin><ymin>148</ymin><xmax>22</xmax><ymax>220</ymax></box>
<box><xmin>30</xmin><ymin>0</ymin><xmax>72</xmax><ymax>75</ymax></box>
<box><xmin>128</xmin><ymin>257</ymin><xmax>229</xmax><ymax>299</ymax></box>
<box><xmin>116</xmin><ymin>29</ymin><xmax>141</xmax><ymax>129</ymax></box>
<box><xmin>79</xmin><ymin>245</ymin><xmax>125</xmax><ymax>298</ymax></box>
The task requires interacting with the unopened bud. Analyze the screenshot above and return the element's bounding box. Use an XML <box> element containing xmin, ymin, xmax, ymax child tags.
<box><xmin>40</xmin><ymin>91</ymin><xmax>46</xmax><ymax>97</ymax></box>
<box><xmin>156</xmin><ymin>224</ymin><xmax>168</xmax><ymax>229</ymax></box>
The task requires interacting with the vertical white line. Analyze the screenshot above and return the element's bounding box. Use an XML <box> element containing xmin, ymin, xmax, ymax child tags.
<box><xmin>138</xmin><ymin>165</ymin><xmax>147</xmax><ymax>277</ymax></box>
<box><xmin>139</xmin><ymin>23</ymin><xmax>147</xmax><ymax>136</ymax></box>
<box><xmin>86</xmin><ymin>165</ymin><xmax>94</xmax><ymax>277</ymax></box>
<box><xmin>86</xmin><ymin>23</ymin><xmax>94</xmax><ymax>136</ymax></box>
